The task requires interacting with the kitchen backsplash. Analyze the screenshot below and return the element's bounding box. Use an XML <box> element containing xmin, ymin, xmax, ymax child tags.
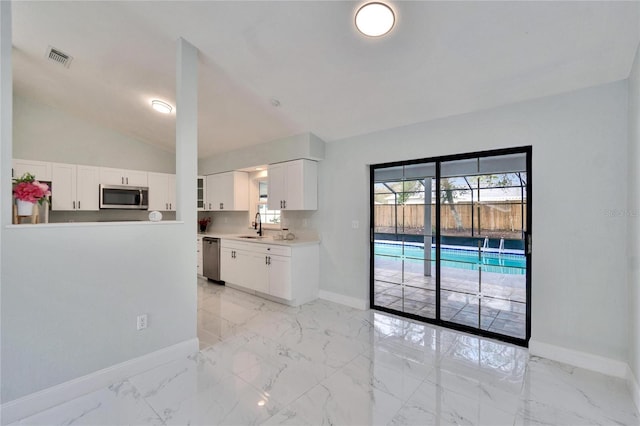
<box><xmin>198</xmin><ymin>209</ymin><xmax>318</xmax><ymax>239</ymax></box>
<box><xmin>50</xmin><ymin>210</ymin><xmax>176</xmax><ymax>223</ymax></box>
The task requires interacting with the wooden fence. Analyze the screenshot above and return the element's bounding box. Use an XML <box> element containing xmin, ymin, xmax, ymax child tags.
<box><xmin>374</xmin><ymin>201</ymin><xmax>526</xmax><ymax>232</ymax></box>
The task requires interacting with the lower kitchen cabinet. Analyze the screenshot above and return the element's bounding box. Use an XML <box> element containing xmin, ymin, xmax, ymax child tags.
<box><xmin>197</xmin><ymin>236</ymin><xmax>203</xmax><ymax>276</ymax></box>
<box><xmin>220</xmin><ymin>239</ymin><xmax>318</xmax><ymax>306</ymax></box>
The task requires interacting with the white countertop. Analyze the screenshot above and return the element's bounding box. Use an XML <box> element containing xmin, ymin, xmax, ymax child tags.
<box><xmin>197</xmin><ymin>232</ymin><xmax>320</xmax><ymax>247</ymax></box>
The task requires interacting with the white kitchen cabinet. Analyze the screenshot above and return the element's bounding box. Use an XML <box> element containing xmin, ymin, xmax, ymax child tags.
<box><xmin>76</xmin><ymin>166</ymin><xmax>100</xmax><ymax>210</ymax></box>
<box><xmin>99</xmin><ymin>167</ymin><xmax>148</xmax><ymax>186</ymax></box>
<box><xmin>221</xmin><ymin>246</ymin><xmax>250</xmax><ymax>285</ymax></box>
<box><xmin>267</xmin><ymin>159</ymin><xmax>317</xmax><ymax>210</ymax></box>
<box><xmin>267</xmin><ymin>254</ymin><xmax>292</xmax><ymax>300</ymax></box>
<box><xmin>197</xmin><ymin>176</ymin><xmax>206</xmax><ymax>211</ymax></box>
<box><xmin>220</xmin><ymin>239</ymin><xmax>318</xmax><ymax>306</ymax></box>
<box><xmin>51</xmin><ymin>162</ymin><xmax>99</xmax><ymax>211</ymax></box>
<box><xmin>197</xmin><ymin>236</ymin><xmax>203</xmax><ymax>276</ymax></box>
<box><xmin>205</xmin><ymin>171</ymin><xmax>249</xmax><ymax>211</ymax></box>
<box><xmin>148</xmin><ymin>172</ymin><xmax>176</xmax><ymax>211</ymax></box>
<box><xmin>12</xmin><ymin>159</ymin><xmax>52</xmax><ymax>181</ymax></box>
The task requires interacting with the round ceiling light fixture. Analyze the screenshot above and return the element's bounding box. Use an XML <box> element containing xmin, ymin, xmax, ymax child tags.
<box><xmin>355</xmin><ymin>2</ymin><xmax>395</xmax><ymax>37</ymax></box>
<box><xmin>151</xmin><ymin>99</ymin><xmax>173</xmax><ymax>114</ymax></box>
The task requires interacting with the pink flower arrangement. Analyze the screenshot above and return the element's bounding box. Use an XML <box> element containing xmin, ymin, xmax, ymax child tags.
<box><xmin>13</xmin><ymin>173</ymin><xmax>51</xmax><ymax>205</ymax></box>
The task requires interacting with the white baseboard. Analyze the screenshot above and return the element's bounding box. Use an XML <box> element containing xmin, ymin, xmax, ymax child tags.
<box><xmin>529</xmin><ymin>339</ymin><xmax>628</xmax><ymax>378</ymax></box>
<box><xmin>627</xmin><ymin>365</ymin><xmax>640</xmax><ymax>414</ymax></box>
<box><xmin>1</xmin><ymin>338</ymin><xmax>199</xmax><ymax>425</ymax></box>
<box><xmin>318</xmin><ymin>290</ymin><xmax>368</xmax><ymax>310</ymax></box>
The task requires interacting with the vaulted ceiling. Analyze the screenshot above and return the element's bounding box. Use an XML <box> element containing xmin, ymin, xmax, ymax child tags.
<box><xmin>11</xmin><ymin>1</ymin><xmax>640</xmax><ymax>158</ymax></box>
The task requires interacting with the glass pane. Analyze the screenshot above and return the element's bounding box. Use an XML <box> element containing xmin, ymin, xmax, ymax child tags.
<box><xmin>373</xmin><ymin>164</ymin><xmax>436</xmax><ymax>320</ymax></box>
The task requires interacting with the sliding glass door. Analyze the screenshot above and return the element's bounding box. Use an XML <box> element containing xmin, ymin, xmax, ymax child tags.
<box><xmin>371</xmin><ymin>147</ymin><xmax>531</xmax><ymax>346</ymax></box>
<box><xmin>372</xmin><ymin>163</ymin><xmax>436</xmax><ymax>319</ymax></box>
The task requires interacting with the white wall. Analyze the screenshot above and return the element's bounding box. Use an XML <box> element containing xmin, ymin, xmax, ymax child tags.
<box><xmin>13</xmin><ymin>95</ymin><xmax>175</xmax><ymax>173</ymax></box>
<box><xmin>318</xmin><ymin>81</ymin><xmax>629</xmax><ymax>361</ymax></box>
<box><xmin>1</xmin><ymin>223</ymin><xmax>195</xmax><ymax>402</ymax></box>
<box><xmin>628</xmin><ymin>41</ymin><xmax>640</xmax><ymax>402</ymax></box>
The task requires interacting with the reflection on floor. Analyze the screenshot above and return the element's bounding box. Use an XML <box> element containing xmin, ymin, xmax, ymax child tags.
<box><xmin>374</xmin><ymin>258</ymin><xmax>526</xmax><ymax>339</ymax></box>
<box><xmin>11</xmin><ymin>278</ymin><xmax>638</xmax><ymax>425</ymax></box>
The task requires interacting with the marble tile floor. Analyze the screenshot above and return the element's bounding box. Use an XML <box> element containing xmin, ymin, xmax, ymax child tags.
<box><xmin>9</xmin><ymin>278</ymin><xmax>639</xmax><ymax>425</ymax></box>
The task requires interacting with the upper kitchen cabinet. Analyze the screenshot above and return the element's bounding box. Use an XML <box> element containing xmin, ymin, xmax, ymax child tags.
<box><xmin>51</xmin><ymin>163</ymin><xmax>100</xmax><ymax>211</ymax></box>
<box><xmin>205</xmin><ymin>171</ymin><xmax>249</xmax><ymax>211</ymax></box>
<box><xmin>99</xmin><ymin>167</ymin><xmax>148</xmax><ymax>187</ymax></box>
<box><xmin>197</xmin><ymin>176</ymin><xmax>206</xmax><ymax>211</ymax></box>
<box><xmin>12</xmin><ymin>159</ymin><xmax>52</xmax><ymax>181</ymax></box>
<box><xmin>267</xmin><ymin>159</ymin><xmax>317</xmax><ymax>210</ymax></box>
<box><xmin>148</xmin><ymin>172</ymin><xmax>176</xmax><ymax>211</ymax></box>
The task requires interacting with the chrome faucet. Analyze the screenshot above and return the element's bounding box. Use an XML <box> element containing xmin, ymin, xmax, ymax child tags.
<box><xmin>254</xmin><ymin>212</ymin><xmax>262</xmax><ymax>236</ymax></box>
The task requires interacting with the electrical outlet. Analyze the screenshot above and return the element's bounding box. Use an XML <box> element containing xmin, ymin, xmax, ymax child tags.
<box><xmin>136</xmin><ymin>314</ymin><xmax>148</xmax><ymax>331</ymax></box>
<box><xmin>352</xmin><ymin>220</ymin><xmax>359</xmax><ymax>229</ymax></box>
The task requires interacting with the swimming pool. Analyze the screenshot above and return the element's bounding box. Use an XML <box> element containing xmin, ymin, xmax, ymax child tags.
<box><xmin>374</xmin><ymin>241</ymin><xmax>526</xmax><ymax>275</ymax></box>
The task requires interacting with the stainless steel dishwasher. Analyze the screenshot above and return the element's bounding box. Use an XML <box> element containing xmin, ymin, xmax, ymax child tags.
<box><xmin>202</xmin><ymin>237</ymin><xmax>224</xmax><ymax>284</ymax></box>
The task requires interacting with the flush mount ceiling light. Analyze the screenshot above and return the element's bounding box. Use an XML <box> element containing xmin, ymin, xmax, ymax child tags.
<box><xmin>355</xmin><ymin>2</ymin><xmax>395</xmax><ymax>37</ymax></box>
<box><xmin>151</xmin><ymin>100</ymin><xmax>173</xmax><ymax>114</ymax></box>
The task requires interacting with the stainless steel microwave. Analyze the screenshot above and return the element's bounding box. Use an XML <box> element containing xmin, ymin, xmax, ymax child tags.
<box><xmin>99</xmin><ymin>184</ymin><xmax>149</xmax><ymax>210</ymax></box>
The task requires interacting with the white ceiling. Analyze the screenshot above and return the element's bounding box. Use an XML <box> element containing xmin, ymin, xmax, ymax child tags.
<box><xmin>11</xmin><ymin>1</ymin><xmax>640</xmax><ymax>159</ymax></box>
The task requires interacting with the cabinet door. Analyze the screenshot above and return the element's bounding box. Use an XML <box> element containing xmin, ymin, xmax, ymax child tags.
<box><xmin>220</xmin><ymin>247</ymin><xmax>239</xmax><ymax>284</ymax></box>
<box><xmin>125</xmin><ymin>169</ymin><xmax>148</xmax><ymax>187</ymax></box>
<box><xmin>232</xmin><ymin>172</ymin><xmax>249</xmax><ymax>211</ymax></box>
<box><xmin>245</xmin><ymin>252</ymin><xmax>268</xmax><ymax>293</ymax></box>
<box><xmin>148</xmin><ymin>172</ymin><xmax>169</xmax><ymax>211</ymax></box>
<box><xmin>13</xmin><ymin>159</ymin><xmax>52</xmax><ymax>181</ymax></box>
<box><xmin>267</xmin><ymin>163</ymin><xmax>286</xmax><ymax>210</ymax></box>
<box><xmin>167</xmin><ymin>174</ymin><xmax>176</xmax><ymax>211</ymax></box>
<box><xmin>197</xmin><ymin>176</ymin><xmax>206</xmax><ymax>210</ymax></box>
<box><xmin>76</xmin><ymin>165</ymin><xmax>100</xmax><ymax>211</ymax></box>
<box><xmin>268</xmin><ymin>255</ymin><xmax>292</xmax><ymax>300</ymax></box>
<box><xmin>99</xmin><ymin>167</ymin><xmax>125</xmax><ymax>185</ymax></box>
<box><xmin>51</xmin><ymin>163</ymin><xmax>76</xmax><ymax>211</ymax></box>
<box><xmin>284</xmin><ymin>160</ymin><xmax>317</xmax><ymax>210</ymax></box>
<box><xmin>197</xmin><ymin>237</ymin><xmax>203</xmax><ymax>276</ymax></box>
<box><xmin>216</xmin><ymin>172</ymin><xmax>234</xmax><ymax>210</ymax></box>
<box><xmin>205</xmin><ymin>174</ymin><xmax>218</xmax><ymax>211</ymax></box>
<box><xmin>284</xmin><ymin>161</ymin><xmax>303</xmax><ymax>210</ymax></box>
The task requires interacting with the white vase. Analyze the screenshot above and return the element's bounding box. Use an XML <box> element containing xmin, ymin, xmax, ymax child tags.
<box><xmin>16</xmin><ymin>199</ymin><xmax>35</xmax><ymax>216</ymax></box>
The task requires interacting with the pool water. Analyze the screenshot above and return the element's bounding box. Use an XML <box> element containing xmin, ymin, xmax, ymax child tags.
<box><xmin>375</xmin><ymin>242</ymin><xmax>526</xmax><ymax>275</ymax></box>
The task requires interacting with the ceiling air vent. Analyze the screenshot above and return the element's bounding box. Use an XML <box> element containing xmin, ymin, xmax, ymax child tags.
<box><xmin>45</xmin><ymin>46</ymin><xmax>72</xmax><ymax>68</ymax></box>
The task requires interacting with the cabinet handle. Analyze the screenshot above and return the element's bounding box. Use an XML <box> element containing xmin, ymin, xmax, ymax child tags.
<box><xmin>265</xmin><ymin>256</ymin><xmax>268</xmax><ymax>265</ymax></box>
<box><xmin>169</xmin><ymin>203</ymin><xmax>172</xmax><ymax>210</ymax></box>
<box><xmin>220</xmin><ymin>203</ymin><xmax>223</xmax><ymax>210</ymax></box>
<box><xmin>126</xmin><ymin>177</ymin><xmax>129</xmax><ymax>185</ymax></box>
<box><xmin>280</xmin><ymin>200</ymin><xmax>283</xmax><ymax>208</ymax></box>
<box><xmin>73</xmin><ymin>201</ymin><xmax>76</xmax><ymax>209</ymax></box>
<box><xmin>209</xmin><ymin>203</ymin><xmax>211</xmax><ymax>210</ymax></box>
<box><xmin>268</xmin><ymin>256</ymin><xmax>271</xmax><ymax>265</ymax></box>
<box><xmin>78</xmin><ymin>201</ymin><xmax>80</xmax><ymax>209</ymax></box>
<box><xmin>121</xmin><ymin>177</ymin><xmax>124</xmax><ymax>184</ymax></box>
<box><xmin>165</xmin><ymin>203</ymin><xmax>168</xmax><ymax>210</ymax></box>
<box><xmin>283</xmin><ymin>200</ymin><xmax>286</xmax><ymax>209</ymax></box>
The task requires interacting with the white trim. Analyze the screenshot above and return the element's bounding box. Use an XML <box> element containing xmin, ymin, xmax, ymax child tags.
<box><xmin>627</xmin><ymin>365</ymin><xmax>640</xmax><ymax>414</ymax></box>
<box><xmin>1</xmin><ymin>338</ymin><xmax>198</xmax><ymax>425</ymax></box>
<box><xmin>529</xmin><ymin>339</ymin><xmax>628</xmax><ymax>378</ymax></box>
<box><xmin>318</xmin><ymin>290</ymin><xmax>368</xmax><ymax>310</ymax></box>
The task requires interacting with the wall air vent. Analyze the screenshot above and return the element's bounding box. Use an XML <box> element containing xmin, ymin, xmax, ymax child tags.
<box><xmin>45</xmin><ymin>46</ymin><xmax>72</xmax><ymax>68</ymax></box>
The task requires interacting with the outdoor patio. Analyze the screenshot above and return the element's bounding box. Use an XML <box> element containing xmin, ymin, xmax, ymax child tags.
<box><xmin>373</xmin><ymin>256</ymin><xmax>526</xmax><ymax>339</ymax></box>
